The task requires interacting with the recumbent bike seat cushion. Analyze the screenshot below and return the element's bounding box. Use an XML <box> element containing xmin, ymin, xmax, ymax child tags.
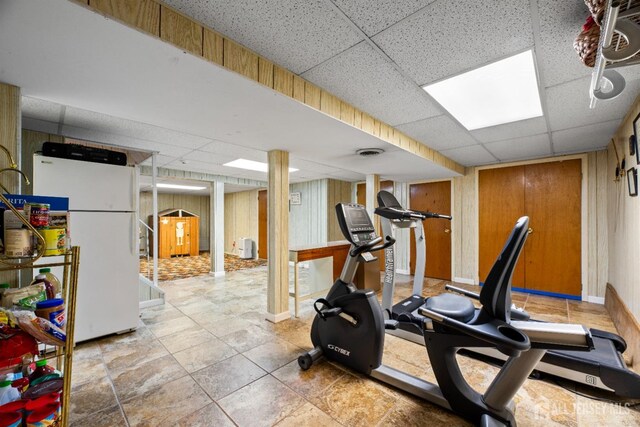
<box><xmin>423</xmin><ymin>293</ymin><xmax>475</xmax><ymax>323</ymax></box>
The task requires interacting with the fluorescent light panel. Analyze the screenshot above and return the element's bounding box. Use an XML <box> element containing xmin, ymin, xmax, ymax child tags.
<box><xmin>224</xmin><ymin>158</ymin><xmax>298</xmax><ymax>173</ymax></box>
<box><xmin>156</xmin><ymin>183</ymin><xmax>206</xmax><ymax>190</ymax></box>
<box><xmin>422</xmin><ymin>50</ymin><xmax>543</xmax><ymax>130</ymax></box>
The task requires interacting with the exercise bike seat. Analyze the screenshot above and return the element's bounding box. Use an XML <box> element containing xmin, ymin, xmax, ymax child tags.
<box><xmin>423</xmin><ymin>293</ymin><xmax>475</xmax><ymax>323</ymax></box>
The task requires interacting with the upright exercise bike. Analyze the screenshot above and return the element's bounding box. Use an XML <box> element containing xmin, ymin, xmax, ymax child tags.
<box><xmin>376</xmin><ymin>189</ymin><xmax>640</xmax><ymax>399</ymax></box>
<box><xmin>299</xmin><ymin>202</ymin><xmax>593</xmax><ymax>427</ymax></box>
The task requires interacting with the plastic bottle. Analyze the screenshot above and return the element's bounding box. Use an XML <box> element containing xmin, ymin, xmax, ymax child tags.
<box><xmin>0</xmin><ymin>380</ymin><xmax>20</xmax><ymax>405</ymax></box>
<box><xmin>37</xmin><ymin>269</ymin><xmax>61</xmax><ymax>299</ymax></box>
<box><xmin>29</xmin><ymin>275</ymin><xmax>54</xmax><ymax>300</ymax></box>
<box><xmin>28</xmin><ymin>360</ymin><xmax>54</xmax><ymax>384</ymax></box>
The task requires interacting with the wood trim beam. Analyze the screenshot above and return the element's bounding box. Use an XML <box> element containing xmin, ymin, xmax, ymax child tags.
<box><xmin>82</xmin><ymin>0</ymin><xmax>464</xmax><ymax>175</ymax></box>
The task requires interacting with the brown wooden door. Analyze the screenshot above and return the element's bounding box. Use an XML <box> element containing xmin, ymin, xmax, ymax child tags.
<box><xmin>258</xmin><ymin>190</ymin><xmax>267</xmax><ymax>259</ymax></box>
<box><xmin>478</xmin><ymin>160</ymin><xmax>582</xmax><ymax>296</ymax></box>
<box><xmin>409</xmin><ymin>181</ymin><xmax>452</xmax><ymax>280</ymax></box>
<box><xmin>524</xmin><ymin>160</ymin><xmax>581</xmax><ymax>295</ymax></box>
<box><xmin>479</xmin><ymin>166</ymin><xmax>526</xmax><ymax>287</ymax></box>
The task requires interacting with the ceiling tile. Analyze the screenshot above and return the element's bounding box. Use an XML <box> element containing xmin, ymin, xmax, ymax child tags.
<box><xmin>552</xmin><ymin>119</ymin><xmax>620</xmax><ymax>154</ymax></box>
<box><xmin>440</xmin><ymin>144</ymin><xmax>497</xmax><ymax>167</ymax></box>
<box><xmin>484</xmin><ymin>133</ymin><xmax>551</xmax><ymax>162</ymax></box>
<box><xmin>302</xmin><ymin>42</ymin><xmax>440</xmax><ymax>126</ymax></box>
<box><xmin>63</xmin><ymin>106</ymin><xmax>211</xmax><ymax>149</ymax></box>
<box><xmin>372</xmin><ymin>0</ymin><xmax>533</xmax><ymax>85</ymax></box>
<box><xmin>536</xmin><ymin>0</ymin><xmax>592</xmax><ymax>87</ymax></box>
<box><xmin>331</xmin><ymin>0</ymin><xmax>436</xmax><ymax>37</ymax></box>
<box><xmin>22</xmin><ymin>96</ymin><xmax>63</xmax><ymax>122</ymax></box>
<box><xmin>395</xmin><ymin>115</ymin><xmax>477</xmax><ymax>151</ymax></box>
<box><xmin>162</xmin><ymin>0</ymin><xmax>363</xmax><ymax>74</ymax></box>
<box><xmin>546</xmin><ymin>76</ymin><xmax>640</xmax><ymax>131</ymax></box>
<box><xmin>470</xmin><ymin>116</ymin><xmax>548</xmax><ymax>143</ymax></box>
<box><xmin>197</xmin><ymin>140</ymin><xmax>267</xmax><ymax>162</ymax></box>
<box><xmin>181</xmin><ymin>149</ymin><xmax>238</xmax><ymax>165</ymax></box>
<box><xmin>59</xmin><ymin>124</ymin><xmax>194</xmax><ymax>158</ymax></box>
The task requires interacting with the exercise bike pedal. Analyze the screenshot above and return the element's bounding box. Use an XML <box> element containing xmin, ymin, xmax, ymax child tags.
<box><xmin>384</xmin><ymin>319</ymin><xmax>400</xmax><ymax>330</ymax></box>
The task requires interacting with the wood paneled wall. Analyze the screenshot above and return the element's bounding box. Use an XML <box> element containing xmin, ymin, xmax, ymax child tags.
<box><xmin>82</xmin><ymin>0</ymin><xmax>463</xmax><ymax>175</ymax></box>
<box><xmin>607</xmin><ymin>94</ymin><xmax>640</xmax><ymax>320</ymax></box>
<box><xmin>21</xmin><ymin>130</ymin><xmax>64</xmax><ymax>195</ymax></box>
<box><xmin>289</xmin><ymin>179</ymin><xmax>328</xmax><ymax>247</ymax></box>
<box><xmin>326</xmin><ymin>179</ymin><xmax>353</xmax><ymax>242</ymax></box>
<box><xmin>140</xmin><ymin>192</ymin><xmax>210</xmax><ymax>251</ymax></box>
<box><xmin>224</xmin><ymin>190</ymin><xmax>259</xmax><ymax>255</ymax></box>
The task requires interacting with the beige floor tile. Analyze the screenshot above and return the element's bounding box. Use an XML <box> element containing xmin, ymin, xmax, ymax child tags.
<box><xmin>98</xmin><ymin>327</ymin><xmax>155</xmax><ymax>354</ymax></box>
<box><xmin>158</xmin><ymin>327</ymin><xmax>215</xmax><ymax>353</ymax></box>
<box><xmin>273</xmin><ymin>359</ymin><xmax>346</xmax><ymax>399</ymax></box>
<box><xmin>574</xmin><ymin>395</ymin><xmax>640</xmax><ymax>426</ymax></box>
<box><xmin>192</xmin><ymin>354</ymin><xmax>267</xmax><ymax>400</ymax></box>
<box><xmin>275</xmin><ymin>402</ymin><xmax>342</xmax><ymax>427</ymax></box>
<box><xmin>218</xmin><ymin>324</ymin><xmax>275</xmax><ymax>352</ymax></box>
<box><xmin>310</xmin><ymin>374</ymin><xmax>397</xmax><ymax>427</ymax></box>
<box><xmin>176</xmin><ymin>300</ymin><xmax>219</xmax><ymax>316</ymax></box>
<box><xmin>112</xmin><ymin>354</ymin><xmax>187</xmax><ymax>401</ymax></box>
<box><xmin>172</xmin><ymin>337</ymin><xmax>237</xmax><ymax>372</ymax></box>
<box><xmin>218</xmin><ymin>375</ymin><xmax>305</xmax><ymax>427</ymax></box>
<box><xmin>122</xmin><ymin>376</ymin><xmax>211</xmax><ymax>427</ymax></box>
<box><xmin>140</xmin><ymin>304</ymin><xmax>184</xmax><ymax>325</ymax></box>
<box><xmin>72</xmin><ymin>341</ymin><xmax>102</xmax><ymax>361</ymax></box>
<box><xmin>102</xmin><ymin>338</ymin><xmax>169</xmax><ymax>374</ymax></box>
<box><xmin>71</xmin><ymin>357</ymin><xmax>108</xmax><ymax>388</ymax></box>
<box><xmin>188</xmin><ymin>310</ymin><xmax>234</xmax><ymax>329</ymax></box>
<box><xmin>69</xmin><ymin>376</ymin><xmax>119</xmax><ymax>424</ymax></box>
<box><xmin>205</xmin><ymin>316</ymin><xmax>256</xmax><ymax>337</ymax></box>
<box><xmin>147</xmin><ymin>316</ymin><xmax>201</xmax><ymax>338</ymax></box>
<box><xmin>173</xmin><ymin>402</ymin><xmax>236</xmax><ymax>427</ymax></box>
<box><xmin>70</xmin><ymin>405</ymin><xmax>127</xmax><ymax>427</ymax></box>
<box><xmin>378</xmin><ymin>397</ymin><xmax>471</xmax><ymax>427</ymax></box>
<box><xmin>243</xmin><ymin>337</ymin><xmax>302</xmax><ymax>372</ymax></box>
<box><xmin>514</xmin><ymin>375</ymin><xmax>578</xmax><ymax>427</ymax></box>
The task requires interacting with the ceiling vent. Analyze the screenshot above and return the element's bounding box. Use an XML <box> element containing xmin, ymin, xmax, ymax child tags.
<box><xmin>356</xmin><ymin>148</ymin><xmax>384</xmax><ymax>157</ymax></box>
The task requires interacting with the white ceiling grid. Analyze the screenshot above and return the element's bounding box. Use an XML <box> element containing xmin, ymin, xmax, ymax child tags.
<box><xmin>163</xmin><ymin>0</ymin><xmax>639</xmax><ymax>167</ymax></box>
<box><xmin>11</xmin><ymin>0</ymin><xmax>640</xmax><ymax>190</ymax></box>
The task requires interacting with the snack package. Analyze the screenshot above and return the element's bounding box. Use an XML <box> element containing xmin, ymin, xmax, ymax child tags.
<box><xmin>1</xmin><ymin>284</ymin><xmax>46</xmax><ymax>309</ymax></box>
<box><xmin>13</xmin><ymin>311</ymin><xmax>65</xmax><ymax>346</ymax></box>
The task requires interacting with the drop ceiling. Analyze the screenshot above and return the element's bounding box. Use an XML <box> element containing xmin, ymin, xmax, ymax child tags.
<box><xmin>2</xmin><ymin>0</ymin><xmax>639</xmax><ymax>190</ymax></box>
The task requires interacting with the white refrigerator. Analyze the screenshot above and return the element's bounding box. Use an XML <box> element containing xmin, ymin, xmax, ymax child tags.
<box><xmin>33</xmin><ymin>154</ymin><xmax>139</xmax><ymax>342</ymax></box>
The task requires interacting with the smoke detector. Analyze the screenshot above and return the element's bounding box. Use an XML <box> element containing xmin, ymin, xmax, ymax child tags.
<box><xmin>356</xmin><ymin>148</ymin><xmax>384</xmax><ymax>157</ymax></box>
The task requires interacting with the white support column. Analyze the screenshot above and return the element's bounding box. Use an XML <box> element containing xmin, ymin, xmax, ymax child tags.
<box><xmin>210</xmin><ymin>181</ymin><xmax>225</xmax><ymax>277</ymax></box>
<box><xmin>266</xmin><ymin>150</ymin><xmax>290</xmax><ymax>323</ymax></box>
<box><xmin>151</xmin><ymin>153</ymin><xmax>159</xmax><ymax>287</ymax></box>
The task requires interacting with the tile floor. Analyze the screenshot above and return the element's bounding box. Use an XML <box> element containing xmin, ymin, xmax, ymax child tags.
<box><xmin>69</xmin><ymin>267</ymin><xmax>640</xmax><ymax>426</ymax></box>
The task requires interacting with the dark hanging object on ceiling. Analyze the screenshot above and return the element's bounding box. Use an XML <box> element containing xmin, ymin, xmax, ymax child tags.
<box><xmin>584</xmin><ymin>0</ymin><xmax>606</xmax><ymax>26</ymax></box>
<box><xmin>574</xmin><ymin>16</ymin><xmax>600</xmax><ymax>68</ymax></box>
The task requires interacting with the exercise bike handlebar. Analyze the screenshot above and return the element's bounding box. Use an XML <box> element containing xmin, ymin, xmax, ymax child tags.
<box><xmin>350</xmin><ymin>235</ymin><xmax>396</xmax><ymax>257</ymax></box>
<box><xmin>375</xmin><ymin>206</ymin><xmax>452</xmax><ymax>221</ymax></box>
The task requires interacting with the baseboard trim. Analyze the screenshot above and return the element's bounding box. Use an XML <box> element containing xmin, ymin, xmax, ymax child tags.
<box><xmin>266</xmin><ymin>311</ymin><xmax>290</xmax><ymax>323</ymax></box>
<box><xmin>606</xmin><ymin>283</ymin><xmax>640</xmax><ymax>370</ymax></box>
<box><xmin>453</xmin><ymin>277</ymin><xmax>476</xmax><ymax>285</ymax></box>
<box><xmin>584</xmin><ymin>296</ymin><xmax>605</xmax><ymax>305</ymax></box>
<box><xmin>209</xmin><ymin>271</ymin><xmax>225</xmax><ymax>277</ymax></box>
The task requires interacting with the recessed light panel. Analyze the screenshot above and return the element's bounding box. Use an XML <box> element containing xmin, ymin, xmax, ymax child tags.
<box><xmin>422</xmin><ymin>50</ymin><xmax>543</xmax><ymax>130</ymax></box>
<box><xmin>224</xmin><ymin>158</ymin><xmax>298</xmax><ymax>173</ymax></box>
<box><xmin>156</xmin><ymin>183</ymin><xmax>207</xmax><ymax>190</ymax></box>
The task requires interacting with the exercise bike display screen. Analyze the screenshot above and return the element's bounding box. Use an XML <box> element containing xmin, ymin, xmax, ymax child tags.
<box><xmin>337</xmin><ymin>203</ymin><xmax>377</xmax><ymax>246</ymax></box>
